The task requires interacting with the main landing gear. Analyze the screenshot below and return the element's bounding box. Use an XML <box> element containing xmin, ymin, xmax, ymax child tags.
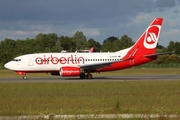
<box><xmin>80</xmin><ymin>73</ymin><xmax>93</xmax><ymax>79</ymax></box>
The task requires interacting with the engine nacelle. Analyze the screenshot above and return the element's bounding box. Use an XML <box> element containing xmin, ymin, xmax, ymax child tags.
<box><xmin>59</xmin><ymin>66</ymin><xmax>83</xmax><ymax>76</ymax></box>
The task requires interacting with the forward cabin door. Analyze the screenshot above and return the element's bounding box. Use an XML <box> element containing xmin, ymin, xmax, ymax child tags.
<box><xmin>28</xmin><ymin>57</ymin><xmax>33</xmax><ymax>66</ymax></box>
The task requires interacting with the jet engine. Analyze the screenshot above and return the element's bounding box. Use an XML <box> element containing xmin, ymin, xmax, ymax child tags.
<box><xmin>59</xmin><ymin>66</ymin><xmax>84</xmax><ymax>76</ymax></box>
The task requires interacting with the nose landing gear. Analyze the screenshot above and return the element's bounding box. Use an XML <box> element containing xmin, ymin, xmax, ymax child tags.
<box><xmin>16</xmin><ymin>71</ymin><xmax>27</xmax><ymax>80</ymax></box>
<box><xmin>23</xmin><ymin>76</ymin><xmax>27</xmax><ymax>80</ymax></box>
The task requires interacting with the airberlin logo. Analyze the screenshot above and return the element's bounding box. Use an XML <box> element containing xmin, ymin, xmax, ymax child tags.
<box><xmin>143</xmin><ymin>25</ymin><xmax>161</xmax><ymax>49</ymax></box>
<box><xmin>35</xmin><ymin>55</ymin><xmax>85</xmax><ymax>65</ymax></box>
<box><xmin>146</xmin><ymin>33</ymin><xmax>157</xmax><ymax>44</ymax></box>
<box><xmin>62</xmin><ymin>70</ymin><xmax>80</xmax><ymax>75</ymax></box>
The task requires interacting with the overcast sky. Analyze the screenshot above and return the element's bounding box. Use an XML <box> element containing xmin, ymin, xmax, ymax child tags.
<box><xmin>0</xmin><ymin>0</ymin><xmax>180</xmax><ymax>47</ymax></box>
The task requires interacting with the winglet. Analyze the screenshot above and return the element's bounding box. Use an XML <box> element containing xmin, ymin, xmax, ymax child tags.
<box><xmin>89</xmin><ymin>46</ymin><xmax>94</xmax><ymax>53</ymax></box>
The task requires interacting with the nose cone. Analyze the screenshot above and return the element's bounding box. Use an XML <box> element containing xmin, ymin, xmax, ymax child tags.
<box><xmin>4</xmin><ymin>62</ymin><xmax>12</xmax><ymax>70</ymax></box>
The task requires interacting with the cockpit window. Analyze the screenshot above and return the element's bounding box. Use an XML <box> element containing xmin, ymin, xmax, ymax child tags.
<box><xmin>12</xmin><ymin>59</ymin><xmax>21</xmax><ymax>62</ymax></box>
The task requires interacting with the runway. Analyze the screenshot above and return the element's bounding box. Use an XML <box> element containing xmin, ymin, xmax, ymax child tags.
<box><xmin>0</xmin><ymin>74</ymin><xmax>180</xmax><ymax>82</ymax></box>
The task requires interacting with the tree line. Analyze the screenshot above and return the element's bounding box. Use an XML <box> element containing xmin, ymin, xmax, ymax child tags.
<box><xmin>0</xmin><ymin>31</ymin><xmax>179</xmax><ymax>69</ymax></box>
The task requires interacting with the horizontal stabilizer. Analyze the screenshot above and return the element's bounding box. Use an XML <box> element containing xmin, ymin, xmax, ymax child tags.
<box><xmin>144</xmin><ymin>52</ymin><xmax>171</xmax><ymax>58</ymax></box>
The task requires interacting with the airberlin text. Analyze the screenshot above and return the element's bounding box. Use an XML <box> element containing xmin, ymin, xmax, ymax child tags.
<box><xmin>35</xmin><ymin>55</ymin><xmax>85</xmax><ymax>65</ymax></box>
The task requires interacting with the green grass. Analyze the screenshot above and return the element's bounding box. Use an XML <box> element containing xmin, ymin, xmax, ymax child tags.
<box><xmin>1</xmin><ymin>68</ymin><xmax>180</xmax><ymax>117</ymax></box>
<box><xmin>0</xmin><ymin>81</ymin><xmax>180</xmax><ymax>116</ymax></box>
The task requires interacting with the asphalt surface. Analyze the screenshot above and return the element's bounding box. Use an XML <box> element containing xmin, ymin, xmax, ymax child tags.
<box><xmin>0</xmin><ymin>74</ymin><xmax>180</xmax><ymax>82</ymax></box>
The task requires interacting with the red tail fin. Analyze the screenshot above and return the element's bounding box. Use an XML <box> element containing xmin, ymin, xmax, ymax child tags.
<box><xmin>122</xmin><ymin>18</ymin><xmax>163</xmax><ymax>60</ymax></box>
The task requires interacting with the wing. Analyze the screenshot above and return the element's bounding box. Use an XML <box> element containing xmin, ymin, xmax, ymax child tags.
<box><xmin>78</xmin><ymin>47</ymin><xmax>139</xmax><ymax>72</ymax></box>
<box><xmin>78</xmin><ymin>60</ymin><xmax>123</xmax><ymax>72</ymax></box>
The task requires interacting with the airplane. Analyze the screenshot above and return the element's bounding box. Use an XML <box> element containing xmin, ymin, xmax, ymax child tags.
<box><xmin>4</xmin><ymin>18</ymin><xmax>163</xmax><ymax>80</ymax></box>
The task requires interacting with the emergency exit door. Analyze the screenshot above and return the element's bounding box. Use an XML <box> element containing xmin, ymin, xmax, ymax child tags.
<box><xmin>28</xmin><ymin>57</ymin><xmax>33</xmax><ymax>66</ymax></box>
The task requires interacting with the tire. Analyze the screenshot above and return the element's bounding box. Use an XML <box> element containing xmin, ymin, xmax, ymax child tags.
<box><xmin>86</xmin><ymin>74</ymin><xmax>93</xmax><ymax>79</ymax></box>
<box><xmin>80</xmin><ymin>73</ymin><xmax>86</xmax><ymax>79</ymax></box>
<box><xmin>23</xmin><ymin>76</ymin><xmax>27</xmax><ymax>80</ymax></box>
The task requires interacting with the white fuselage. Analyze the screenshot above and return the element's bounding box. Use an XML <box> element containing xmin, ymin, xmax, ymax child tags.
<box><xmin>4</xmin><ymin>50</ymin><xmax>129</xmax><ymax>72</ymax></box>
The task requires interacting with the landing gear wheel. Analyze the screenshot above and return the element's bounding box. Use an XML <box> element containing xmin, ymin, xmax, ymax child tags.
<box><xmin>86</xmin><ymin>73</ymin><xmax>93</xmax><ymax>79</ymax></box>
<box><xmin>23</xmin><ymin>76</ymin><xmax>27</xmax><ymax>80</ymax></box>
<box><xmin>80</xmin><ymin>73</ymin><xmax>86</xmax><ymax>79</ymax></box>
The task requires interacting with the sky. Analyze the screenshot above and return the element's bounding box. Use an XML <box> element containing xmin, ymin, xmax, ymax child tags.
<box><xmin>0</xmin><ymin>0</ymin><xmax>180</xmax><ymax>47</ymax></box>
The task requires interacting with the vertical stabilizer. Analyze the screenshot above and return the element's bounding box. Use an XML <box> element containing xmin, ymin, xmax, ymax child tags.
<box><xmin>122</xmin><ymin>18</ymin><xmax>163</xmax><ymax>60</ymax></box>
